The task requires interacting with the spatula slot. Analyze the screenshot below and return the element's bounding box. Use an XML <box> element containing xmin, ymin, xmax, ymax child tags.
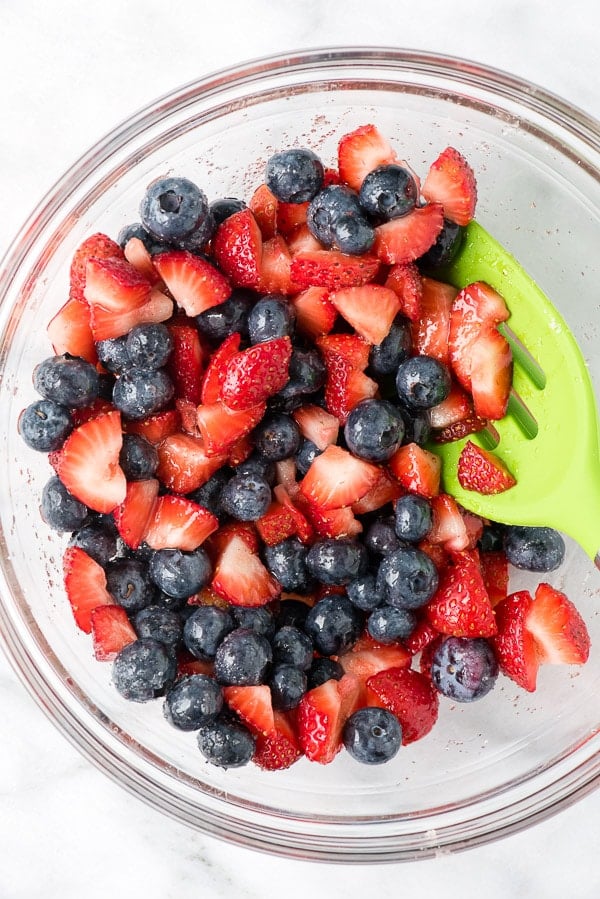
<box><xmin>499</xmin><ymin>323</ymin><xmax>547</xmax><ymax>390</ymax></box>
<box><xmin>507</xmin><ymin>388</ymin><xmax>539</xmax><ymax>439</ymax></box>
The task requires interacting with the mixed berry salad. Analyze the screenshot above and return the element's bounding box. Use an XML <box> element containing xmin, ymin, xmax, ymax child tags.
<box><xmin>18</xmin><ymin>124</ymin><xmax>591</xmax><ymax>770</ymax></box>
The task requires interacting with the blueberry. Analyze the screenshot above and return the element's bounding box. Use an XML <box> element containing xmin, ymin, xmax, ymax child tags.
<box><xmin>346</xmin><ymin>571</ymin><xmax>385</xmax><ymax>612</ymax></box>
<box><xmin>331</xmin><ymin>212</ymin><xmax>376</xmax><ymax>255</ymax></box>
<box><xmin>233</xmin><ymin>454</ymin><xmax>276</xmax><ymax>487</ymax></box>
<box><xmin>368</xmin><ymin>316</ymin><xmax>412</xmax><ymax>376</ymax></box>
<box><xmin>164</xmin><ymin>674</ymin><xmax>223</xmax><ymax>730</ymax></box>
<box><xmin>195</xmin><ymin>290</ymin><xmax>254</xmax><ymax>342</ymax></box>
<box><xmin>213</xmin><ymin>628</ymin><xmax>273</xmax><ymax>686</ymax></box>
<box><xmin>117</xmin><ymin>222</ymin><xmax>170</xmax><ymax>254</ymax></box>
<box><xmin>40</xmin><ymin>476</ymin><xmax>88</xmax><ymax>532</ymax></box>
<box><xmin>153</xmin><ymin>590</ymin><xmax>189</xmax><ymax>612</ymax></box>
<box><xmin>304</xmin><ymin>594</ymin><xmax>363</xmax><ymax>655</ymax></box>
<box><xmin>394</xmin><ymin>494</ymin><xmax>433</xmax><ymax>543</ymax></box>
<box><xmin>97</xmin><ymin>372</ymin><xmax>116</xmax><ymax>401</ymax></box>
<box><xmin>295</xmin><ymin>438</ymin><xmax>322</xmax><ymax>477</ymax></box>
<box><xmin>306</xmin><ymin>538</ymin><xmax>368</xmax><ymax>586</ymax></box>
<box><xmin>401</xmin><ymin>408</ymin><xmax>431</xmax><ymax>446</ymax></box>
<box><xmin>140</xmin><ymin>176</ymin><xmax>214</xmax><ymax>250</ymax></box>
<box><xmin>106</xmin><ymin>558</ymin><xmax>155</xmax><ymax>612</ymax></box>
<box><xmin>344</xmin><ymin>398</ymin><xmax>405</xmax><ymax>462</ymax></box>
<box><xmin>254</xmin><ymin>413</ymin><xmax>301</xmax><ymax>462</ymax></box>
<box><xmin>478</xmin><ymin>523</ymin><xmax>506</xmax><ymax>553</ymax></box>
<box><xmin>18</xmin><ymin>399</ymin><xmax>73</xmax><ymax>452</ymax></box>
<box><xmin>68</xmin><ymin>521</ymin><xmax>120</xmax><ymax>566</ymax></box>
<box><xmin>230</xmin><ymin>606</ymin><xmax>276</xmax><ymax>639</ymax></box>
<box><xmin>186</xmin><ymin>468</ymin><xmax>232</xmax><ymax>518</ymax></box>
<box><xmin>395</xmin><ymin>355</ymin><xmax>452</xmax><ymax>411</ymax></box>
<box><xmin>134</xmin><ymin>605</ymin><xmax>183</xmax><ymax>648</ymax></box>
<box><xmin>219</xmin><ymin>472</ymin><xmax>271</xmax><ymax>521</ymax></box>
<box><xmin>430</xmin><ymin>636</ymin><xmax>499</xmax><ymax>702</ymax></box>
<box><xmin>265</xmin><ymin>148</ymin><xmax>324</xmax><ymax>203</ymax></box>
<box><xmin>307</xmin><ymin>184</ymin><xmax>374</xmax><ymax>255</ymax></box>
<box><xmin>112</xmin><ymin>638</ymin><xmax>176</xmax><ymax>702</ymax></box>
<box><xmin>307</xmin><ymin>657</ymin><xmax>344</xmax><ymax>690</ymax></box>
<box><xmin>183</xmin><ymin>605</ymin><xmax>234</xmax><ymax>660</ymax></box>
<box><xmin>119</xmin><ymin>433</ymin><xmax>159</xmax><ymax>481</ymax></box>
<box><xmin>96</xmin><ymin>335</ymin><xmax>130</xmax><ymax>374</ymax></box>
<box><xmin>271</xmin><ymin>625</ymin><xmax>313</xmax><ymax>670</ymax></box>
<box><xmin>33</xmin><ymin>354</ymin><xmax>99</xmax><ymax>408</ymax></box>
<box><xmin>112</xmin><ymin>367</ymin><xmax>174</xmax><ymax>420</ymax></box>
<box><xmin>125</xmin><ymin>323</ymin><xmax>173</xmax><ymax>370</ymax></box>
<box><xmin>364</xmin><ymin>518</ymin><xmax>402</xmax><ymax>556</ymax></box>
<box><xmin>367</xmin><ymin>605</ymin><xmax>417</xmax><ymax>643</ymax></box>
<box><xmin>418</xmin><ymin>219</ymin><xmax>464</xmax><ymax>270</ymax></box>
<box><xmin>277</xmin><ymin>598</ymin><xmax>310</xmax><ymax>630</ymax></box>
<box><xmin>270</xmin><ymin>664</ymin><xmax>307</xmax><ymax>711</ymax></box>
<box><xmin>376</xmin><ymin>546</ymin><xmax>439</xmax><ymax>609</ymax></box>
<box><xmin>263</xmin><ymin>537</ymin><xmax>314</xmax><ymax>593</ymax></box>
<box><xmin>209</xmin><ymin>197</ymin><xmax>247</xmax><ymax>227</ymax></box>
<box><xmin>358</xmin><ymin>164</ymin><xmax>419</xmax><ymax>221</ymax></box>
<box><xmin>149</xmin><ymin>547</ymin><xmax>212</xmax><ymax>599</ymax></box>
<box><xmin>343</xmin><ymin>706</ymin><xmax>402</xmax><ymax>764</ymax></box>
<box><xmin>503</xmin><ymin>526</ymin><xmax>565</xmax><ymax>572</ymax></box>
<box><xmin>197</xmin><ymin>715</ymin><xmax>255</xmax><ymax>768</ymax></box>
<box><xmin>247</xmin><ymin>294</ymin><xmax>296</xmax><ymax>344</ymax></box>
<box><xmin>284</xmin><ymin>347</ymin><xmax>326</xmax><ymax>395</ymax></box>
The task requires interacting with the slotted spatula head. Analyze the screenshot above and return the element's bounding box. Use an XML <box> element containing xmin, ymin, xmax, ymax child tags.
<box><xmin>433</xmin><ymin>221</ymin><xmax>600</xmax><ymax>562</ymax></box>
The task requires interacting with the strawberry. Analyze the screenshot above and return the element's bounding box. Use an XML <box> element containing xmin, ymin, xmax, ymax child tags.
<box><xmin>299</xmin><ymin>444</ymin><xmax>380</xmax><ymax>511</ymax></box>
<box><xmin>469</xmin><ymin>327</ymin><xmax>512</xmax><ymax>420</ymax></box>
<box><xmin>207</xmin><ymin>521</ymin><xmax>259</xmax><ymax>557</ymax></box>
<box><xmin>329</xmin><ymin>284</ymin><xmax>401</xmax><ymax>344</ymax></box>
<box><xmin>200</xmin><ymin>332</ymin><xmax>241</xmax><ymax>404</ymax></box>
<box><xmin>316</xmin><ymin>333</ymin><xmax>371</xmax><ymax>371</ymax></box>
<box><xmin>388</xmin><ymin>443</ymin><xmax>441</xmax><ymax>498</ymax></box>
<box><xmin>257</xmin><ymin>235</ymin><xmax>293</xmax><ymax>294</ymax></box>
<box><xmin>292</xmin><ymin>286</ymin><xmax>337</xmax><ymax>339</ymax></box>
<box><xmin>123</xmin><ymin>237</ymin><xmax>161</xmax><ymax>283</ymax></box>
<box><xmin>339</xmin><ymin>641</ymin><xmax>411</xmax><ymax>690</ymax></box>
<box><xmin>290</xmin><ymin>249</ymin><xmax>380</xmax><ymax>290</ymax></box>
<box><xmin>384</xmin><ymin>262</ymin><xmax>423</xmax><ymax>321</ymax></box>
<box><xmin>156</xmin><ymin>432</ymin><xmax>227</xmax><ymax>493</ymax></box>
<box><xmin>292</xmin><ymin>404</ymin><xmax>339</xmax><ymax>451</ymax></box>
<box><xmin>90</xmin><ymin>287</ymin><xmax>173</xmax><ymax>341</ymax></box>
<box><xmin>418</xmin><ymin>539</ymin><xmax>450</xmax><ymax>571</ymax></box>
<box><xmin>166</xmin><ymin>318</ymin><xmax>206</xmax><ymax>404</ymax></box>
<box><xmin>90</xmin><ymin>605</ymin><xmax>137</xmax><ymax>661</ymax></box>
<box><xmin>337</xmin><ymin>124</ymin><xmax>397</xmax><ymax>191</ymax></box>
<box><xmin>430</xmin><ymin>414</ymin><xmax>488</xmax><ymax>444</ymax></box>
<box><xmin>144</xmin><ymin>494</ymin><xmax>218</xmax><ymax>551</ymax></box>
<box><xmin>527</xmin><ymin>583</ymin><xmax>590</xmax><ymax>666</ymax></box>
<box><xmin>366</xmin><ymin>667</ymin><xmax>439</xmax><ymax>744</ymax></box>
<box><xmin>276</xmin><ymin>200</ymin><xmax>310</xmax><ymax>235</ymax></box>
<box><xmin>403</xmin><ymin>619</ymin><xmax>441</xmax><ymax>655</ymax></box>
<box><xmin>211</xmin><ymin>530</ymin><xmax>280</xmax><ymax>607</ymax></box>
<box><xmin>480</xmin><ymin>551</ymin><xmax>509</xmax><ymax>607</ymax></box>
<box><xmin>448</xmin><ymin>281</ymin><xmax>510</xmax><ymax>389</ymax></box>
<box><xmin>274</xmin><ymin>460</ymin><xmax>299</xmax><ymax>495</ymax></box>
<box><xmin>297</xmin><ymin>673</ymin><xmax>361</xmax><ymax>764</ymax></box>
<box><xmin>113</xmin><ymin>478</ymin><xmax>159</xmax><ymax>549</ymax></box>
<box><xmin>493</xmin><ymin>590</ymin><xmax>539</xmax><ymax>691</ymax></box>
<box><xmin>176</xmin><ymin>651</ymin><xmax>215</xmax><ymax>678</ymax></box>
<box><xmin>256</xmin><ymin>500</ymin><xmax>297</xmax><ymax>546</ymax></box>
<box><xmin>316</xmin><ymin>333</ymin><xmax>377</xmax><ymax>424</ymax></box>
<box><xmin>286</xmin><ymin>223</ymin><xmax>323</xmax><ymax>256</ymax></box>
<box><xmin>47</xmin><ymin>297</ymin><xmax>97</xmax><ymax>364</ymax></box>
<box><xmin>253</xmin><ymin>710</ymin><xmax>302</xmax><ymax>770</ymax></box>
<box><xmin>428</xmin><ymin>493</ymin><xmax>469</xmax><ymax>552</ymax></box>
<box><xmin>425</xmin><ymin>550</ymin><xmax>497</xmax><ymax>637</ymax></box>
<box><xmin>351</xmin><ymin>469</ymin><xmax>402</xmax><ymax>514</ymax></box>
<box><xmin>457</xmin><ymin>440</ymin><xmax>516</xmax><ymax>495</ymax></box>
<box><xmin>212</xmin><ymin>208</ymin><xmax>262</xmax><ymax>288</ymax></box>
<box><xmin>248</xmin><ymin>183</ymin><xmax>278</xmax><ymax>239</ymax></box>
<box><xmin>69</xmin><ymin>232</ymin><xmax>124</xmax><ymax>304</ymax></box>
<box><xmin>373</xmin><ymin>204</ymin><xmax>444</xmax><ymax>265</ymax></box>
<box><xmin>227</xmin><ymin>433</ymin><xmax>254</xmax><ymax>466</ymax></box>
<box><xmin>419</xmin><ymin>634</ymin><xmax>445</xmax><ymax>678</ymax></box>
<box><xmin>219</xmin><ymin>337</ymin><xmax>292</xmax><ymax>411</ymax></box>
<box><xmin>153</xmin><ymin>250</ymin><xmax>231</xmax><ymax>317</ymax></box>
<box><xmin>429</xmin><ymin>382</ymin><xmax>473</xmax><ymax>430</ymax></box>
<box><xmin>306</xmin><ymin>504</ymin><xmax>363</xmax><ymax>539</ymax></box>
<box><xmin>421</xmin><ymin>146</ymin><xmax>477</xmax><ymax>226</ymax></box>
<box><xmin>272</xmin><ymin>485</ymin><xmax>314</xmax><ymax>543</ymax></box>
<box><xmin>124</xmin><ymin>408</ymin><xmax>181</xmax><ymax>444</ymax></box>
<box><xmin>63</xmin><ymin>546</ymin><xmax>113</xmax><ymax>633</ymax></box>
<box><xmin>222</xmin><ymin>684</ymin><xmax>275</xmax><ymax>736</ymax></box>
<box><xmin>196</xmin><ymin>401</ymin><xmax>265</xmax><ymax>456</ymax></box>
<box><xmin>411</xmin><ymin>276</ymin><xmax>457</xmax><ymax>363</ymax></box>
<box><xmin>462</xmin><ymin>510</ymin><xmax>485</xmax><ymax>549</ymax></box>
<box><xmin>83</xmin><ymin>256</ymin><xmax>152</xmax><ymax>312</ymax></box>
<box><xmin>71</xmin><ymin>398</ymin><xmax>116</xmax><ymax>427</ymax></box>
<box><xmin>54</xmin><ymin>410</ymin><xmax>126</xmax><ymax>513</ymax></box>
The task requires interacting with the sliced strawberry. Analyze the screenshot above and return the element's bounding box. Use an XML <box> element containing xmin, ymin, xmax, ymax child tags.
<box><xmin>256</xmin><ymin>500</ymin><xmax>297</xmax><ymax>546</ymax></box>
<box><xmin>196</xmin><ymin>401</ymin><xmax>265</xmax><ymax>456</ymax></box>
<box><xmin>411</xmin><ymin>275</ymin><xmax>457</xmax><ymax>364</ymax></box>
<box><xmin>419</xmin><ymin>634</ymin><xmax>445</xmax><ymax>678</ymax></box>
<box><xmin>69</xmin><ymin>232</ymin><xmax>124</xmax><ymax>304</ymax></box>
<box><xmin>91</xmin><ymin>605</ymin><xmax>137</xmax><ymax>661</ymax></box>
<box><xmin>388</xmin><ymin>443</ymin><xmax>441</xmax><ymax>498</ymax></box>
<box><xmin>177</xmin><ymin>397</ymin><xmax>201</xmax><ymax>438</ymax></box>
<box><xmin>248</xmin><ymin>183</ymin><xmax>278</xmax><ymax>239</ymax></box>
<box><xmin>63</xmin><ymin>546</ymin><xmax>113</xmax><ymax>633</ymax></box>
<box><xmin>384</xmin><ymin>262</ymin><xmax>423</xmax><ymax>321</ymax></box>
<box><xmin>212</xmin><ymin>208</ymin><xmax>262</xmax><ymax>288</ymax></box>
<box><xmin>297</xmin><ymin>673</ymin><xmax>361</xmax><ymax>764</ymax></box>
<box><xmin>153</xmin><ymin>250</ymin><xmax>231</xmax><ymax>317</ymax></box>
<box><xmin>272</xmin><ymin>485</ymin><xmax>314</xmax><ymax>543</ymax></box>
<box><xmin>123</xmin><ymin>237</ymin><xmax>161</xmax><ymax>283</ymax></box>
<box><xmin>316</xmin><ymin>334</ymin><xmax>377</xmax><ymax>424</ymax></box>
<box><xmin>448</xmin><ymin>281</ymin><xmax>510</xmax><ymax>389</ymax></box>
<box><xmin>144</xmin><ymin>494</ymin><xmax>218</xmax><ymax>551</ymax></box>
<box><xmin>418</xmin><ymin>539</ymin><xmax>450</xmax><ymax>571</ymax></box>
<box><xmin>286</xmin><ymin>223</ymin><xmax>323</xmax><ymax>256</ymax></box>
<box><xmin>337</xmin><ymin>124</ymin><xmax>397</xmax><ymax>191</ymax></box>
<box><xmin>222</xmin><ymin>684</ymin><xmax>275</xmax><ymax>736</ymax></box>
<box><xmin>290</xmin><ymin>249</ymin><xmax>380</xmax><ymax>290</ymax></box>
<box><xmin>219</xmin><ymin>337</ymin><xmax>292</xmax><ymax>411</ymax></box>
<box><xmin>462</xmin><ymin>510</ymin><xmax>485</xmax><ymax>549</ymax></box>
<box><xmin>469</xmin><ymin>327</ymin><xmax>512</xmax><ymax>420</ymax></box>
<box><xmin>299</xmin><ymin>444</ymin><xmax>380</xmax><ymax>511</ymax></box>
<box><xmin>207</xmin><ymin>521</ymin><xmax>259</xmax><ymax>557</ymax></box>
<box><xmin>323</xmin><ymin>166</ymin><xmax>341</xmax><ymax>187</ymax></box>
<box><xmin>200</xmin><ymin>332</ymin><xmax>241</xmax><ymax>404</ymax></box>
<box><xmin>90</xmin><ymin>287</ymin><xmax>174</xmax><ymax>341</ymax></box>
<box><xmin>426</xmin><ymin>550</ymin><xmax>497</xmax><ymax>637</ymax></box>
<box><xmin>527</xmin><ymin>583</ymin><xmax>590</xmax><ymax>666</ymax></box>
<box><xmin>156</xmin><ymin>432</ymin><xmax>226</xmax><ymax>493</ymax></box>
<box><xmin>71</xmin><ymin>398</ymin><xmax>115</xmax><ymax>427</ymax></box>
<box><xmin>422</xmin><ymin>147</ymin><xmax>477</xmax><ymax>226</ymax></box>
<box><xmin>480</xmin><ymin>551</ymin><xmax>509</xmax><ymax>607</ymax></box>
<box><xmin>165</xmin><ymin>317</ymin><xmax>206</xmax><ymax>404</ymax></box>
<box><xmin>274</xmin><ymin>460</ymin><xmax>299</xmax><ymax>495</ymax></box>
<box><xmin>403</xmin><ymin>619</ymin><xmax>441</xmax><ymax>655</ymax></box>
<box><xmin>428</xmin><ymin>494</ymin><xmax>469</xmax><ymax>552</ymax></box>
<box><xmin>54</xmin><ymin>410</ymin><xmax>125</xmax><ymax>513</ymax></box>
<box><xmin>113</xmin><ymin>478</ymin><xmax>159</xmax><ymax>549</ymax></box>
<box><xmin>227</xmin><ymin>433</ymin><xmax>254</xmax><ymax>466</ymax></box>
<box><xmin>493</xmin><ymin>590</ymin><xmax>538</xmax><ymax>691</ymax></box>
<box><xmin>253</xmin><ymin>710</ymin><xmax>302</xmax><ymax>770</ymax></box>
<box><xmin>457</xmin><ymin>440</ymin><xmax>516</xmax><ymax>495</ymax></box>
<box><xmin>429</xmin><ymin>382</ymin><xmax>473</xmax><ymax>430</ymax></box>
<box><xmin>276</xmin><ymin>200</ymin><xmax>310</xmax><ymax>235</ymax></box>
<box><xmin>292</xmin><ymin>286</ymin><xmax>337</xmax><ymax>339</ymax></box>
<box><xmin>292</xmin><ymin>404</ymin><xmax>339</xmax><ymax>451</ymax></box>
<box><xmin>176</xmin><ymin>651</ymin><xmax>214</xmax><ymax>678</ymax></box>
<box><xmin>431</xmin><ymin>414</ymin><xmax>488</xmax><ymax>443</ymax></box>
<box><xmin>366</xmin><ymin>667</ymin><xmax>439</xmax><ymax>744</ymax></box>
<box><xmin>329</xmin><ymin>284</ymin><xmax>401</xmax><ymax>344</ymax></box>
<box><xmin>351</xmin><ymin>469</ymin><xmax>402</xmax><ymax>514</ymax></box>
<box><xmin>306</xmin><ymin>503</ymin><xmax>363</xmax><ymax>539</ymax></box>
<box><xmin>373</xmin><ymin>204</ymin><xmax>444</xmax><ymax>265</ymax></box>
<box><xmin>47</xmin><ymin>297</ymin><xmax>97</xmax><ymax>364</ymax></box>
<box><xmin>83</xmin><ymin>256</ymin><xmax>152</xmax><ymax>312</ymax></box>
<box><xmin>257</xmin><ymin>234</ymin><xmax>293</xmax><ymax>294</ymax></box>
<box><xmin>339</xmin><ymin>642</ymin><xmax>411</xmax><ymax>691</ymax></box>
<box><xmin>211</xmin><ymin>532</ymin><xmax>280</xmax><ymax>607</ymax></box>
<box><xmin>124</xmin><ymin>408</ymin><xmax>181</xmax><ymax>444</ymax></box>
<box><xmin>316</xmin><ymin>333</ymin><xmax>371</xmax><ymax>371</ymax></box>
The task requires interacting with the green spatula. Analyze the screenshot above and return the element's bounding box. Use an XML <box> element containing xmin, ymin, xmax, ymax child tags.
<box><xmin>432</xmin><ymin>221</ymin><xmax>600</xmax><ymax>565</ymax></box>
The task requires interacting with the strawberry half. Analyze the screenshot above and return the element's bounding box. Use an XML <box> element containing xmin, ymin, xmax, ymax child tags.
<box><xmin>156</xmin><ymin>432</ymin><xmax>227</xmax><ymax>493</ymax></box>
<box><xmin>200</xmin><ymin>332</ymin><xmax>242</xmax><ymax>404</ymax></box>
<box><xmin>426</xmin><ymin>550</ymin><xmax>497</xmax><ymax>637</ymax></box>
<box><xmin>153</xmin><ymin>250</ymin><xmax>231</xmax><ymax>317</ymax></box>
<box><xmin>351</xmin><ymin>469</ymin><xmax>402</xmax><ymax>514</ymax></box>
<box><xmin>69</xmin><ymin>232</ymin><xmax>124</xmax><ymax>304</ymax></box>
<box><xmin>297</xmin><ymin>673</ymin><xmax>361</xmax><ymax>764</ymax></box>
<box><xmin>329</xmin><ymin>284</ymin><xmax>401</xmax><ymax>344</ymax></box>
<box><xmin>292</xmin><ymin>404</ymin><xmax>339</xmax><ymax>451</ymax></box>
<box><xmin>83</xmin><ymin>256</ymin><xmax>152</xmax><ymax>312</ymax></box>
<box><xmin>388</xmin><ymin>443</ymin><xmax>441</xmax><ymax>498</ymax></box>
<box><xmin>219</xmin><ymin>337</ymin><xmax>292</xmax><ymax>411</ymax></box>
<box><xmin>448</xmin><ymin>281</ymin><xmax>510</xmax><ymax>390</ymax></box>
<box><xmin>124</xmin><ymin>408</ymin><xmax>181</xmax><ymax>444</ymax></box>
<box><xmin>166</xmin><ymin>317</ymin><xmax>206</xmax><ymax>404</ymax></box>
<box><xmin>212</xmin><ymin>208</ymin><xmax>262</xmax><ymax>288</ymax></box>
<box><xmin>493</xmin><ymin>590</ymin><xmax>539</xmax><ymax>691</ymax></box>
<box><xmin>257</xmin><ymin>235</ymin><xmax>293</xmax><ymax>294</ymax></box>
<box><xmin>113</xmin><ymin>478</ymin><xmax>159</xmax><ymax>549</ymax></box>
<box><xmin>385</xmin><ymin>262</ymin><xmax>423</xmax><ymax>321</ymax></box>
<box><xmin>143</xmin><ymin>494</ymin><xmax>218</xmax><ymax>551</ymax></box>
<box><xmin>290</xmin><ymin>249</ymin><xmax>380</xmax><ymax>291</ymax></box>
<box><xmin>123</xmin><ymin>237</ymin><xmax>161</xmax><ymax>283</ymax></box>
<box><xmin>299</xmin><ymin>444</ymin><xmax>380</xmax><ymax>511</ymax></box>
<box><xmin>527</xmin><ymin>583</ymin><xmax>590</xmax><ymax>666</ymax></box>
<box><xmin>411</xmin><ymin>275</ymin><xmax>457</xmax><ymax>364</ymax></box>
<box><xmin>366</xmin><ymin>667</ymin><xmax>439</xmax><ymax>745</ymax></box>
<box><xmin>337</xmin><ymin>124</ymin><xmax>397</xmax><ymax>191</ymax></box>
<box><xmin>91</xmin><ymin>605</ymin><xmax>137</xmax><ymax>661</ymax></box>
<box><xmin>248</xmin><ymin>183</ymin><xmax>278</xmax><ymax>240</ymax></box>
<box><xmin>47</xmin><ymin>297</ymin><xmax>97</xmax><ymax>364</ymax></box>
<box><xmin>223</xmin><ymin>684</ymin><xmax>275</xmax><ymax>736</ymax></box>
<box><xmin>211</xmin><ymin>530</ymin><xmax>280</xmax><ymax>607</ymax></box>
<box><xmin>469</xmin><ymin>327</ymin><xmax>512</xmax><ymax>420</ymax></box>
<box><xmin>252</xmin><ymin>710</ymin><xmax>302</xmax><ymax>771</ymax></box>
<box><xmin>429</xmin><ymin>382</ymin><xmax>473</xmax><ymax>430</ymax></box>
<box><xmin>373</xmin><ymin>204</ymin><xmax>444</xmax><ymax>265</ymax></box>
<box><xmin>196</xmin><ymin>401</ymin><xmax>265</xmax><ymax>456</ymax></box>
<box><xmin>307</xmin><ymin>504</ymin><xmax>363</xmax><ymax>539</ymax></box>
<box><xmin>457</xmin><ymin>440</ymin><xmax>516</xmax><ymax>495</ymax></box>
<box><xmin>90</xmin><ymin>287</ymin><xmax>174</xmax><ymax>341</ymax></box>
<box><xmin>54</xmin><ymin>410</ymin><xmax>126</xmax><ymax>513</ymax></box>
<box><xmin>427</xmin><ymin>493</ymin><xmax>469</xmax><ymax>552</ymax></box>
<box><xmin>339</xmin><ymin>640</ymin><xmax>411</xmax><ymax>694</ymax></box>
<box><xmin>256</xmin><ymin>500</ymin><xmax>297</xmax><ymax>546</ymax></box>
<box><xmin>292</xmin><ymin>286</ymin><xmax>337</xmax><ymax>339</ymax></box>
<box><xmin>63</xmin><ymin>546</ymin><xmax>113</xmax><ymax>633</ymax></box>
<box><xmin>316</xmin><ymin>333</ymin><xmax>377</xmax><ymax>424</ymax></box>
<box><xmin>480</xmin><ymin>551</ymin><xmax>509</xmax><ymax>607</ymax></box>
<box><xmin>422</xmin><ymin>146</ymin><xmax>477</xmax><ymax>226</ymax></box>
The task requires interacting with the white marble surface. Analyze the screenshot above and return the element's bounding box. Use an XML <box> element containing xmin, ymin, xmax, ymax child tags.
<box><xmin>1</xmin><ymin>1</ymin><xmax>600</xmax><ymax>896</ymax></box>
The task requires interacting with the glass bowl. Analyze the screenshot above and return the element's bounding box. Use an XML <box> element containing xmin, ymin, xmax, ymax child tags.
<box><xmin>1</xmin><ymin>47</ymin><xmax>600</xmax><ymax>864</ymax></box>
